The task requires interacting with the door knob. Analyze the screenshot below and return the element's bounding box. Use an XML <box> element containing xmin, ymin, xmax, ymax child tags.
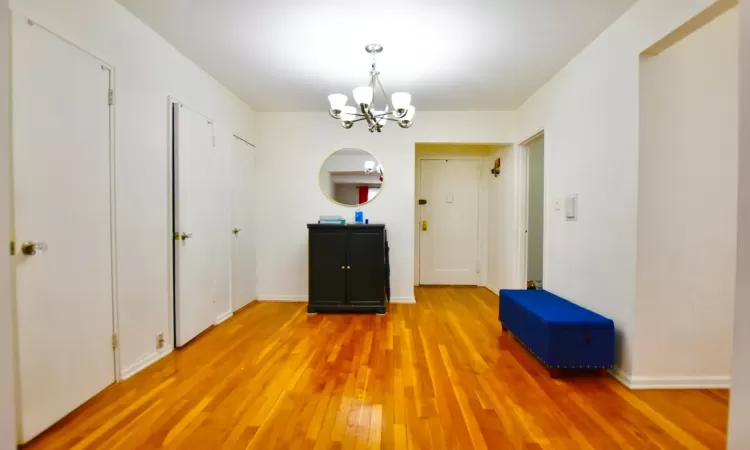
<box><xmin>180</xmin><ymin>232</ymin><xmax>193</xmax><ymax>240</ymax></box>
<box><xmin>232</xmin><ymin>228</ymin><xmax>242</xmax><ymax>235</ymax></box>
<box><xmin>421</xmin><ymin>220</ymin><xmax>428</xmax><ymax>231</ymax></box>
<box><xmin>21</xmin><ymin>241</ymin><xmax>47</xmax><ymax>256</ymax></box>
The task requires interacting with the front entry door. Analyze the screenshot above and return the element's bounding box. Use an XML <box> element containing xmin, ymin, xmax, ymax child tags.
<box><xmin>13</xmin><ymin>18</ymin><xmax>116</xmax><ymax>443</ymax></box>
<box><xmin>419</xmin><ymin>159</ymin><xmax>480</xmax><ymax>285</ymax></box>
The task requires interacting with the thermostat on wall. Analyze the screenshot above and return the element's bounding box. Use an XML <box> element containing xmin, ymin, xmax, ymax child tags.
<box><xmin>565</xmin><ymin>194</ymin><xmax>578</xmax><ymax>221</ymax></box>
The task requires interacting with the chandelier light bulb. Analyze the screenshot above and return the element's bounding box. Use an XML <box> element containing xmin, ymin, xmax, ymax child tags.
<box><xmin>328</xmin><ymin>94</ymin><xmax>348</xmax><ymax>115</ymax></box>
<box><xmin>340</xmin><ymin>106</ymin><xmax>356</xmax><ymax>124</ymax></box>
<box><xmin>403</xmin><ymin>105</ymin><xmax>416</xmax><ymax>121</ymax></box>
<box><xmin>353</xmin><ymin>86</ymin><xmax>373</xmax><ymax>108</ymax></box>
<box><xmin>392</xmin><ymin>92</ymin><xmax>411</xmax><ymax>115</ymax></box>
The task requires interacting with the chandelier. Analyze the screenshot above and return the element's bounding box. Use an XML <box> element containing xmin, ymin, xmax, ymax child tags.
<box><xmin>327</xmin><ymin>44</ymin><xmax>416</xmax><ymax>133</ymax></box>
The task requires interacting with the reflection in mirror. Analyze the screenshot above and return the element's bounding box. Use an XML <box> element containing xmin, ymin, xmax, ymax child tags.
<box><xmin>319</xmin><ymin>148</ymin><xmax>384</xmax><ymax>206</ymax></box>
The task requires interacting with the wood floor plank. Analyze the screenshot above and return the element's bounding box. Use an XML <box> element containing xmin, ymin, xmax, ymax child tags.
<box><xmin>22</xmin><ymin>287</ymin><xmax>729</xmax><ymax>449</ymax></box>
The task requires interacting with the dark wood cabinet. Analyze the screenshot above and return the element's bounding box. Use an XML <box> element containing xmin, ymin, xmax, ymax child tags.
<box><xmin>308</xmin><ymin>224</ymin><xmax>387</xmax><ymax>314</ymax></box>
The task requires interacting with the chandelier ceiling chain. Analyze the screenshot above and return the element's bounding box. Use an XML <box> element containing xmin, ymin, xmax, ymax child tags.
<box><xmin>328</xmin><ymin>44</ymin><xmax>415</xmax><ymax>133</ymax></box>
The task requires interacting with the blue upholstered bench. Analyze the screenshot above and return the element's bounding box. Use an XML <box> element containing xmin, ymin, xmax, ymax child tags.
<box><xmin>499</xmin><ymin>289</ymin><xmax>615</xmax><ymax>378</ymax></box>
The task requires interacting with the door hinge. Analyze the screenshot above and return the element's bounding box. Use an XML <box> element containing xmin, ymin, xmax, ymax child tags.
<box><xmin>9</xmin><ymin>240</ymin><xmax>15</xmax><ymax>256</ymax></box>
<box><xmin>173</xmin><ymin>232</ymin><xmax>180</xmax><ymax>241</ymax></box>
<box><xmin>108</xmin><ymin>88</ymin><xmax>115</xmax><ymax>106</ymax></box>
<box><xmin>112</xmin><ymin>333</ymin><xmax>119</xmax><ymax>350</ymax></box>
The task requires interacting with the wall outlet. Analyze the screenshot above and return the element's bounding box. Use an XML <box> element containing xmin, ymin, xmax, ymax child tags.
<box><xmin>156</xmin><ymin>333</ymin><xmax>165</xmax><ymax>349</ymax></box>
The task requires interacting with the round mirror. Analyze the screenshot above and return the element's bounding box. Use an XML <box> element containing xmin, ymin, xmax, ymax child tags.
<box><xmin>319</xmin><ymin>148</ymin><xmax>384</xmax><ymax>206</ymax></box>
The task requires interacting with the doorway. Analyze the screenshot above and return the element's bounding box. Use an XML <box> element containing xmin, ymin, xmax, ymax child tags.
<box><xmin>12</xmin><ymin>19</ymin><xmax>116</xmax><ymax>443</ymax></box>
<box><xmin>524</xmin><ymin>134</ymin><xmax>545</xmax><ymax>289</ymax></box>
<box><xmin>419</xmin><ymin>158</ymin><xmax>481</xmax><ymax>285</ymax></box>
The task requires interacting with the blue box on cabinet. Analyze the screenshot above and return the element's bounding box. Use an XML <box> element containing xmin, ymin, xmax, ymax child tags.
<box><xmin>499</xmin><ymin>289</ymin><xmax>615</xmax><ymax>373</ymax></box>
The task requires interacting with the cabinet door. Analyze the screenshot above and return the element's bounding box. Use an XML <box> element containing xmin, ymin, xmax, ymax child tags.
<box><xmin>346</xmin><ymin>231</ymin><xmax>385</xmax><ymax>305</ymax></box>
<box><xmin>309</xmin><ymin>230</ymin><xmax>347</xmax><ymax>305</ymax></box>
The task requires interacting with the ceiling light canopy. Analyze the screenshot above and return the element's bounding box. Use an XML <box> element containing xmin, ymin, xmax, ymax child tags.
<box><xmin>328</xmin><ymin>44</ymin><xmax>415</xmax><ymax>132</ymax></box>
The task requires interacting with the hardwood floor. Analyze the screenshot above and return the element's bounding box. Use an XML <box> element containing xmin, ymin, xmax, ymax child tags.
<box><xmin>25</xmin><ymin>287</ymin><xmax>728</xmax><ymax>449</ymax></box>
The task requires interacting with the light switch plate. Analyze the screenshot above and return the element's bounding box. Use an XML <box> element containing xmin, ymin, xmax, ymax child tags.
<box><xmin>565</xmin><ymin>194</ymin><xmax>578</xmax><ymax>221</ymax></box>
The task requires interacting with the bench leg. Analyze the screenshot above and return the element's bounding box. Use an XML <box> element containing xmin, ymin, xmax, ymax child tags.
<box><xmin>548</xmin><ymin>368</ymin><xmax>562</xmax><ymax>379</ymax></box>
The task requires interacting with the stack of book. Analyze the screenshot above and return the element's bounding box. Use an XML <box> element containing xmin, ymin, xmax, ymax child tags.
<box><xmin>319</xmin><ymin>215</ymin><xmax>346</xmax><ymax>224</ymax></box>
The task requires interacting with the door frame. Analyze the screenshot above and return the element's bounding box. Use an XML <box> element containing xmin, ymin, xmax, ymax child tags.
<box><xmin>10</xmin><ymin>18</ymin><xmax>121</xmax><ymax>385</ymax></box>
<box><xmin>416</xmin><ymin>156</ymin><xmax>482</xmax><ymax>286</ymax></box>
<box><xmin>515</xmin><ymin>130</ymin><xmax>546</xmax><ymax>289</ymax></box>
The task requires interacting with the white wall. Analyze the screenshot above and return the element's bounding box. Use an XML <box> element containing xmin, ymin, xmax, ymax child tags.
<box><xmin>0</xmin><ymin>1</ymin><xmax>16</xmax><ymax>447</ymax></box>
<box><xmin>486</xmin><ymin>146</ymin><xmax>517</xmax><ymax>294</ymax></box>
<box><xmin>635</xmin><ymin>7</ymin><xmax>738</xmax><ymax>383</ymax></box>
<box><xmin>526</xmin><ymin>137</ymin><xmax>545</xmax><ymax>284</ymax></box>
<box><xmin>256</xmin><ymin>112</ymin><xmax>516</xmax><ymax>302</ymax></box>
<box><xmin>515</xmin><ymin>0</ymin><xmax>723</xmax><ymax>376</ymax></box>
<box><xmin>729</xmin><ymin>0</ymin><xmax>750</xmax><ymax>446</ymax></box>
<box><xmin>8</xmin><ymin>0</ymin><xmax>256</xmax><ymax>378</ymax></box>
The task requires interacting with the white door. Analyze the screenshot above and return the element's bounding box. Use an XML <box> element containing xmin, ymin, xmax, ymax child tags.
<box><xmin>419</xmin><ymin>159</ymin><xmax>480</xmax><ymax>285</ymax></box>
<box><xmin>231</xmin><ymin>137</ymin><xmax>256</xmax><ymax>311</ymax></box>
<box><xmin>13</xmin><ymin>19</ymin><xmax>115</xmax><ymax>443</ymax></box>
<box><xmin>174</xmin><ymin>104</ymin><xmax>217</xmax><ymax>346</ymax></box>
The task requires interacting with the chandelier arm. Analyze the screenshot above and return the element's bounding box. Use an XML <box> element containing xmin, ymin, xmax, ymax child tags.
<box><xmin>360</xmin><ymin>103</ymin><xmax>374</xmax><ymax>127</ymax></box>
<box><xmin>375</xmin><ymin>76</ymin><xmax>392</xmax><ymax>111</ymax></box>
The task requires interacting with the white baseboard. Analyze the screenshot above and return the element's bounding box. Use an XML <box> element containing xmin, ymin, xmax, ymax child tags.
<box><xmin>391</xmin><ymin>296</ymin><xmax>416</xmax><ymax>304</ymax></box>
<box><xmin>609</xmin><ymin>368</ymin><xmax>730</xmax><ymax>389</ymax></box>
<box><xmin>120</xmin><ymin>347</ymin><xmax>173</xmax><ymax>381</ymax></box>
<box><xmin>257</xmin><ymin>294</ymin><xmax>308</xmax><ymax>302</ymax></box>
<box><xmin>216</xmin><ymin>310</ymin><xmax>233</xmax><ymax>325</ymax></box>
<box><xmin>484</xmin><ymin>284</ymin><xmax>499</xmax><ymax>295</ymax></box>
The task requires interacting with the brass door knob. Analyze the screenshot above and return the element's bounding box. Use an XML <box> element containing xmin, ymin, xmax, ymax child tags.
<box><xmin>21</xmin><ymin>241</ymin><xmax>47</xmax><ymax>256</ymax></box>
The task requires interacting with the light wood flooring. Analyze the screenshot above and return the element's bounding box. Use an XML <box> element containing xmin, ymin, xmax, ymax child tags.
<box><xmin>24</xmin><ymin>286</ymin><xmax>729</xmax><ymax>449</ymax></box>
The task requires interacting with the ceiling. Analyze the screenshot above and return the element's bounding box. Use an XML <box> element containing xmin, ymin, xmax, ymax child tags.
<box><xmin>117</xmin><ymin>0</ymin><xmax>635</xmax><ymax>112</ymax></box>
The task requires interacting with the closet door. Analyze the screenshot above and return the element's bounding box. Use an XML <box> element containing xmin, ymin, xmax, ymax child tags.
<box><xmin>174</xmin><ymin>104</ymin><xmax>217</xmax><ymax>346</ymax></box>
<box><xmin>309</xmin><ymin>229</ymin><xmax>347</xmax><ymax>306</ymax></box>
<box><xmin>13</xmin><ymin>18</ymin><xmax>115</xmax><ymax>442</ymax></box>
<box><xmin>346</xmin><ymin>230</ymin><xmax>385</xmax><ymax>306</ymax></box>
<box><xmin>230</xmin><ymin>137</ymin><xmax>256</xmax><ymax>311</ymax></box>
